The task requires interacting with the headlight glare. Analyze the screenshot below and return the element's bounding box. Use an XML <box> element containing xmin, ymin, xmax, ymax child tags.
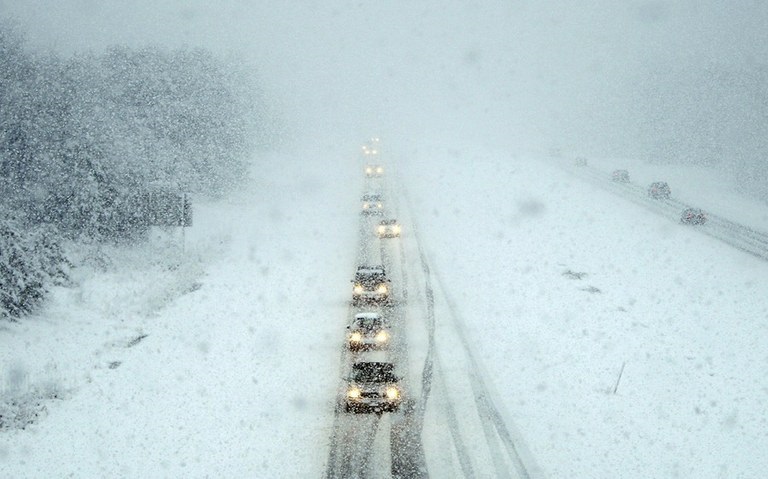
<box><xmin>347</xmin><ymin>387</ymin><xmax>361</xmax><ymax>399</ymax></box>
<box><xmin>376</xmin><ymin>284</ymin><xmax>388</xmax><ymax>294</ymax></box>
<box><xmin>375</xmin><ymin>330</ymin><xmax>389</xmax><ymax>343</ymax></box>
<box><xmin>385</xmin><ymin>387</ymin><xmax>399</xmax><ymax>400</ymax></box>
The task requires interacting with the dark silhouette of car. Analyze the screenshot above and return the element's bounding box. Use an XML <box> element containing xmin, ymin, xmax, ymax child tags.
<box><xmin>351</xmin><ymin>265</ymin><xmax>390</xmax><ymax>304</ymax></box>
<box><xmin>343</xmin><ymin>362</ymin><xmax>402</xmax><ymax>413</ymax></box>
<box><xmin>346</xmin><ymin>313</ymin><xmax>391</xmax><ymax>351</ymax></box>
<box><xmin>611</xmin><ymin>169</ymin><xmax>630</xmax><ymax>182</ymax></box>
<box><xmin>648</xmin><ymin>181</ymin><xmax>671</xmax><ymax>199</ymax></box>
<box><xmin>681</xmin><ymin>208</ymin><xmax>707</xmax><ymax>224</ymax></box>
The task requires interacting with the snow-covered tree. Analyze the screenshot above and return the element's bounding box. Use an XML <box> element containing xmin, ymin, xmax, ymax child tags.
<box><xmin>1</xmin><ymin>20</ymin><xmax>274</xmax><ymax>319</ymax></box>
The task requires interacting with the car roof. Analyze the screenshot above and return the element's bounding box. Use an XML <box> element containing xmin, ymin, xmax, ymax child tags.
<box><xmin>357</xmin><ymin>265</ymin><xmax>385</xmax><ymax>272</ymax></box>
<box><xmin>354</xmin><ymin>312</ymin><xmax>381</xmax><ymax>320</ymax></box>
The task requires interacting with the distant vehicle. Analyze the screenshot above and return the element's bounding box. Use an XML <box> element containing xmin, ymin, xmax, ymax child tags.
<box><xmin>611</xmin><ymin>169</ymin><xmax>630</xmax><ymax>182</ymax></box>
<box><xmin>377</xmin><ymin>219</ymin><xmax>401</xmax><ymax>238</ymax></box>
<box><xmin>346</xmin><ymin>313</ymin><xmax>390</xmax><ymax>351</ymax></box>
<box><xmin>681</xmin><ymin>208</ymin><xmax>707</xmax><ymax>225</ymax></box>
<box><xmin>361</xmin><ymin>138</ymin><xmax>381</xmax><ymax>159</ymax></box>
<box><xmin>574</xmin><ymin>157</ymin><xmax>588</xmax><ymax>167</ymax></box>
<box><xmin>361</xmin><ymin>193</ymin><xmax>384</xmax><ymax>215</ymax></box>
<box><xmin>352</xmin><ymin>265</ymin><xmax>390</xmax><ymax>304</ymax></box>
<box><xmin>343</xmin><ymin>362</ymin><xmax>402</xmax><ymax>413</ymax></box>
<box><xmin>365</xmin><ymin>164</ymin><xmax>384</xmax><ymax>177</ymax></box>
<box><xmin>648</xmin><ymin>181</ymin><xmax>671</xmax><ymax>199</ymax></box>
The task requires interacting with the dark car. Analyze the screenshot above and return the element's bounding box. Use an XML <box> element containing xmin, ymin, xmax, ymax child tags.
<box><xmin>346</xmin><ymin>313</ymin><xmax>391</xmax><ymax>351</ymax></box>
<box><xmin>648</xmin><ymin>181</ymin><xmax>671</xmax><ymax>199</ymax></box>
<box><xmin>681</xmin><ymin>208</ymin><xmax>707</xmax><ymax>225</ymax></box>
<box><xmin>611</xmin><ymin>169</ymin><xmax>630</xmax><ymax>182</ymax></box>
<box><xmin>343</xmin><ymin>362</ymin><xmax>402</xmax><ymax>413</ymax></box>
<box><xmin>351</xmin><ymin>265</ymin><xmax>390</xmax><ymax>304</ymax></box>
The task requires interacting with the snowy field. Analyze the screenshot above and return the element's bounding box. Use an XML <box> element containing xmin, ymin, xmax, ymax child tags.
<box><xmin>2</xmin><ymin>144</ymin><xmax>768</xmax><ymax>478</ymax></box>
<box><xmin>399</xmin><ymin>146</ymin><xmax>768</xmax><ymax>478</ymax></box>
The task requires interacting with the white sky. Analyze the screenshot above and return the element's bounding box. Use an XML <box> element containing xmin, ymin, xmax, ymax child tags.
<box><xmin>2</xmin><ymin>0</ymin><xmax>767</xmax><ymax>156</ymax></box>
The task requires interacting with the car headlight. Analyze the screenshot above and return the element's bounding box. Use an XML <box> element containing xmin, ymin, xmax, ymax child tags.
<box><xmin>365</xmin><ymin>167</ymin><xmax>372</xmax><ymax>174</ymax></box>
<box><xmin>353</xmin><ymin>284</ymin><xmax>364</xmax><ymax>295</ymax></box>
<box><xmin>347</xmin><ymin>387</ymin><xmax>361</xmax><ymax>400</ymax></box>
<box><xmin>375</xmin><ymin>330</ymin><xmax>389</xmax><ymax>343</ymax></box>
<box><xmin>362</xmin><ymin>203</ymin><xmax>369</xmax><ymax>209</ymax></box>
<box><xmin>349</xmin><ymin>331</ymin><xmax>363</xmax><ymax>342</ymax></box>
<box><xmin>376</xmin><ymin>167</ymin><xmax>383</xmax><ymax>174</ymax></box>
<box><xmin>392</xmin><ymin>225</ymin><xmax>401</xmax><ymax>233</ymax></box>
<box><xmin>376</xmin><ymin>284</ymin><xmax>388</xmax><ymax>294</ymax></box>
<box><xmin>377</xmin><ymin>225</ymin><xmax>386</xmax><ymax>234</ymax></box>
<box><xmin>385</xmin><ymin>387</ymin><xmax>399</xmax><ymax>400</ymax></box>
<box><xmin>376</xmin><ymin>202</ymin><xmax>382</xmax><ymax>208</ymax></box>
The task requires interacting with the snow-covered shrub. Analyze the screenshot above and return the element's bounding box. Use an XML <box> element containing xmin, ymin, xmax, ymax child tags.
<box><xmin>0</xmin><ymin>219</ymin><xmax>71</xmax><ymax>321</ymax></box>
<box><xmin>0</xmin><ymin>391</ymin><xmax>53</xmax><ymax>431</ymax></box>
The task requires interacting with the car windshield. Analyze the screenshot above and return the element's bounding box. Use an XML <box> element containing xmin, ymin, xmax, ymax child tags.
<box><xmin>355</xmin><ymin>317</ymin><xmax>384</xmax><ymax>329</ymax></box>
<box><xmin>355</xmin><ymin>273</ymin><xmax>385</xmax><ymax>284</ymax></box>
<box><xmin>350</xmin><ymin>363</ymin><xmax>398</xmax><ymax>383</ymax></box>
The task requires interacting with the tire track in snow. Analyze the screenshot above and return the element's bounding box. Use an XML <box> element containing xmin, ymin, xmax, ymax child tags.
<box><xmin>386</xmin><ymin>179</ymin><xmax>428</xmax><ymax>478</ymax></box>
<box><xmin>401</xmin><ymin>178</ymin><xmax>535</xmax><ymax>479</ymax></box>
<box><xmin>398</xmin><ymin>183</ymin><xmax>487</xmax><ymax>478</ymax></box>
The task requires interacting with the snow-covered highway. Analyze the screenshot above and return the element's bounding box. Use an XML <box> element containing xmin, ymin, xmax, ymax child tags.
<box><xmin>3</xmin><ymin>144</ymin><xmax>768</xmax><ymax>478</ymax></box>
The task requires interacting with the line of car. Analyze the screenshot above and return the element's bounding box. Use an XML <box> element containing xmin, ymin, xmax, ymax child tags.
<box><xmin>339</xmin><ymin>144</ymin><xmax>406</xmax><ymax>415</ymax></box>
<box><xmin>579</xmin><ymin>159</ymin><xmax>708</xmax><ymax>224</ymax></box>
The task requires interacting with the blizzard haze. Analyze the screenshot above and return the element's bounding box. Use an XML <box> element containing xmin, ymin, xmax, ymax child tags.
<box><xmin>4</xmin><ymin>2</ymin><xmax>768</xmax><ymax>478</ymax></box>
<box><xmin>3</xmin><ymin>0</ymin><xmax>768</xmax><ymax>176</ymax></box>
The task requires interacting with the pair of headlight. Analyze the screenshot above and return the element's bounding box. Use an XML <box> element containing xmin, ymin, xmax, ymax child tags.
<box><xmin>346</xmin><ymin>386</ymin><xmax>399</xmax><ymax>400</ymax></box>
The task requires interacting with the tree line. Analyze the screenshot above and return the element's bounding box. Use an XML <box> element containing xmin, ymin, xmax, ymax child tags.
<box><xmin>1</xmin><ymin>22</ymin><xmax>274</xmax><ymax>320</ymax></box>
